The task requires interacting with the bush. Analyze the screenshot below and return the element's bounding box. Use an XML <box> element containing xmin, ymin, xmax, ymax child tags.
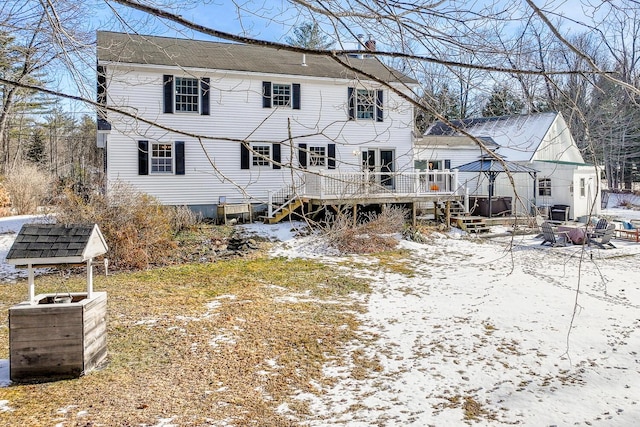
<box><xmin>168</xmin><ymin>205</ymin><xmax>203</xmax><ymax>234</ymax></box>
<box><xmin>4</xmin><ymin>163</ymin><xmax>52</xmax><ymax>214</ymax></box>
<box><xmin>0</xmin><ymin>182</ymin><xmax>11</xmax><ymax>217</ymax></box>
<box><xmin>55</xmin><ymin>181</ymin><xmax>177</xmax><ymax>270</ymax></box>
<box><xmin>325</xmin><ymin>206</ymin><xmax>406</xmax><ymax>254</ymax></box>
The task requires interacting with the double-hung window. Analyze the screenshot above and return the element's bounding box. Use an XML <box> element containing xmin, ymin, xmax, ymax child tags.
<box><xmin>151</xmin><ymin>143</ymin><xmax>173</xmax><ymax>173</ymax></box>
<box><xmin>309</xmin><ymin>146</ymin><xmax>326</xmax><ymax>167</ymax></box>
<box><xmin>252</xmin><ymin>145</ymin><xmax>271</xmax><ymax>167</ymax></box>
<box><xmin>262</xmin><ymin>82</ymin><xmax>301</xmax><ymax>109</ymax></box>
<box><xmin>175</xmin><ymin>77</ymin><xmax>199</xmax><ymax>112</ymax></box>
<box><xmin>272</xmin><ymin>84</ymin><xmax>291</xmax><ymax>107</ymax></box>
<box><xmin>138</xmin><ymin>140</ymin><xmax>185</xmax><ymax>176</ymax></box>
<box><xmin>163</xmin><ymin>75</ymin><xmax>210</xmax><ymax>115</ymax></box>
<box><xmin>241</xmin><ymin>143</ymin><xmax>281</xmax><ymax>170</ymax></box>
<box><xmin>348</xmin><ymin>87</ymin><xmax>383</xmax><ymax>121</ymax></box>
<box><xmin>539</xmin><ymin>178</ymin><xmax>552</xmax><ymax>197</ymax></box>
<box><xmin>356</xmin><ymin>89</ymin><xmax>375</xmax><ymax>119</ymax></box>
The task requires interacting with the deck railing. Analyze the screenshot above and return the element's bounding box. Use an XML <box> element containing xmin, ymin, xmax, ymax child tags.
<box><xmin>302</xmin><ymin>169</ymin><xmax>460</xmax><ymax>199</ymax></box>
<box><xmin>267</xmin><ymin>170</ymin><xmax>461</xmax><ymax>218</ymax></box>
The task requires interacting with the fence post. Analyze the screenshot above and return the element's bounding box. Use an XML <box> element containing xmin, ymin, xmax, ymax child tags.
<box><xmin>452</xmin><ymin>169</ymin><xmax>459</xmax><ymax>194</ymax></box>
<box><xmin>319</xmin><ymin>170</ymin><xmax>324</xmax><ymax>199</ymax></box>
<box><xmin>465</xmin><ymin>186</ymin><xmax>469</xmax><ymax>214</ymax></box>
<box><xmin>267</xmin><ymin>190</ymin><xmax>273</xmax><ymax>218</ymax></box>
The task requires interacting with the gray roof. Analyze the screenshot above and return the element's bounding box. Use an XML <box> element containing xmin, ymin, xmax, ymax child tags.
<box><xmin>97</xmin><ymin>31</ymin><xmax>418</xmax><ymax>84</ymax></box>
<box><xmin>456</xmin><ymin>158</ymin><xmax>539</xmax><ymax>174</ymax></box>
<box><xmin>424</xmin><ymin>112</ymin><xmax>559</xmax><ymax>162</ymax></box>
<box><xmin>6</xmin><ymin>224</ymin><xmax>108</xmax><ymax>266</ymax></box>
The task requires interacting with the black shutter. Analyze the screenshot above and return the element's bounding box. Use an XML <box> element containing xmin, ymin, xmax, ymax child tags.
<box><xmin>97</xmin><ymin>66</ymin><xmax>107</xmax><ymax>105</ymax></box>
<box><xmin>201</xmin><ymin>78</ymin><xmax>210</xmax><ymax>116</ymax></box>
<box><xmin>444</xmin><ymin>159</ymin><xmax>451</xmax><ymax>170</ymax></box>
<box><xmin>175</xmin><ymin>141</ymin><xmax>185</xmax><ymax>175</ymax></box>
<box><xmin>328</xmin><ymin>144</ymin><xmax>336</xmax><ymax>169</ymax></box>
<box><xmin>376</xmin><ymin>89</ymin><xmax>383</xmax><ymax>122</ymax></box>
<box><xmin>298</xmin><ymin>143</ymin><xmax>307</xmax><ymax>169</ymax></box>
<box><xmin>348</xmin><ymin>87</ymin><xmax>355</xmax><ymax>120</ymax></box>
<box><xmin>272</xmin><ymin>143</ymin><xmax>281</xmax><ymax>169</ymax></box>
<box><xmin>262</xmin><ymin>81</ymin><xmax>271</xmax><ymax>108</ymax></box>
<box><xmin>292</xmin><ymin>83</ymin><xmax>301</xmax><ymax>110</ymax></box>
<box><xmin>241</xmin><ymin>142</ymin><xmax>250</xmax><ymax>169</ymax></box>
<box><xmin>138</xmin><ymin>140</ymin><xmax>149</xmax><ymax>175</ymax></box>
<box><xmin>163</xmin><ymin>75</ymin><xmax>173</xmax><ymax>114</ymax></box>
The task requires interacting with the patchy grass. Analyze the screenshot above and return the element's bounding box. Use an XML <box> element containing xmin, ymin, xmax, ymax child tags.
<box><xmin>0</xmin><ymin>256</ymin><xmax>370</xmax><ymax>426</ymax></box>
<box><xmin>371</xmin><ymin>249</ymin><xmax>417</xmax><ymax>277</ymax></box>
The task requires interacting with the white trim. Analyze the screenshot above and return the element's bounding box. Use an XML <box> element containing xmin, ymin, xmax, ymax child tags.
<box><xmin>98</xmin><ymin>60</ymin><xmax>419</xmax><ymax>89</ymax></box>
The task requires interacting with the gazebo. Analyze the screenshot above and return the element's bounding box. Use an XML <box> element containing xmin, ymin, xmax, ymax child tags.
<box><xmin>457</xmin><ymin>155</ymin><xmax>539</xmax><ymax>218</ymax></box>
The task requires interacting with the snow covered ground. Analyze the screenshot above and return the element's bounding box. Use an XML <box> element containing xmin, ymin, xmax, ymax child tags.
<box><xmin>1</xmin><ymin>194</ymin><xmax>640</xmax><ymax>425</ymax></box>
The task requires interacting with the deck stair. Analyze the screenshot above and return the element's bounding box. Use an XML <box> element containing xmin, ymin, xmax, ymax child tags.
<box><xmin>434</xmin><ymin>200</ymin><xmax>466</xmax><ymax>218</ymax></box>
<box><xmin>264</xmin><ymin>182</ymin><xmax>305</xmax><ymax>224</ymax></box>
<box><xmin>453</xmin><ymin>215</ymin><xmax>490</xmax><ymax>233</ymax></box>
<box><xmin>266</xmin><ymin>198</ymin><xmax>303</xmax><ymax>224</ymax></box>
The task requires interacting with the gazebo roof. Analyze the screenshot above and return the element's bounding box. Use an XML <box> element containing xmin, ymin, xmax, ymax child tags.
<box><xmin>456</xmin><ymin>158</ymin><xmax>539</xmax><ymax>174</ymax></box>
<box><xmin>6</xmin><ymin>224</ymin><xmax>108</xmax><ymax>267</ymax></box>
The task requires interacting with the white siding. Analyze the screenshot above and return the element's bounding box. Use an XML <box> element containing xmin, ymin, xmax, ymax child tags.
<box><xmin>103</xmin><ymin>64</ymin><xmax>415</xmax><ymax>205</ymax></box>
<box><xmin>534</xmin><ymin>115</ymin><xmax>584</xmax><ymax>163</ymax></box>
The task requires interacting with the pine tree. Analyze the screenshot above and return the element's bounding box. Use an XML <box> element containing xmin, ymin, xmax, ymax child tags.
<box><xmin>25</xmin><ymin>126</ymin><xmax>46</xmax><ymax>165</ymax></box>
<box><xmin>285</xmin><ymin>22</ymin><xmax>333</xmax><ymax>49</ymax></box>
<box><xmin>482</xmin><ymin>85</ymin><xmax>524</xmax><ymax>117</ymax></box>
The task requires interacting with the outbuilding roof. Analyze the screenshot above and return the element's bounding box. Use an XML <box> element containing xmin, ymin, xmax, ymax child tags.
<box><xmin>96</xmin><ymin>31</ymin><xmax>418</xmax><ymax>84</ymax></box>
<box><xmin>424</xmin><ymin>112</ymin><xmax>559</xmax><ymax>162</ymax></box>
<box><xmin>6</xmin><ymin>224</ymin><xmax>108</xmax><ymax>267</ymax></box>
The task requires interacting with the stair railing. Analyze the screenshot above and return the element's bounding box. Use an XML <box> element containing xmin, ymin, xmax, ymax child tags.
<box><xmin>267</xmin><ymin>180</ymin><xmax>304</xmax><ymax>218</ymax></box>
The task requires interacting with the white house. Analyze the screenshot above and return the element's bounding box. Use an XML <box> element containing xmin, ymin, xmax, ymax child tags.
<box><xmin>415</xmin><ymin>112</ymin><xmax>602</xmax><ymax>220</ymax></box>
<box><xmin>97</xmin><ymin>31</ymin><xmax>453</xmax><ymax>221</ymax></box>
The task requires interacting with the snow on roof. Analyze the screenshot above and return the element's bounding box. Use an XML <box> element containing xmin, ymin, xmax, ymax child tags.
<box><xmin>425</xmin><ymin>112</ymin><xmax>559</xmax><ymax>161</ymax></box>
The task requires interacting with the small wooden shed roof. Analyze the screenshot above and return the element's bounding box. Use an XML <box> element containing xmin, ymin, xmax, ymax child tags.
<box><xmin>6</xmin><ymin>224</ymin><xmax>108</xmax><ymax>267</ymax></box>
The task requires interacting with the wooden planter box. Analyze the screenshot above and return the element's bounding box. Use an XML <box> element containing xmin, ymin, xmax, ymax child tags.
<box><xmin>9</xmin><ymin>292</ymin><xmax>107</xmax><ymax>382</ymax></box>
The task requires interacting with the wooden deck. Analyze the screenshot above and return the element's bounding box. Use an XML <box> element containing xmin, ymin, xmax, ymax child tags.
<box><xmin>266</xmin><ymin>170</ymin><xmax>464</xmax><ymax>223</ymax></box>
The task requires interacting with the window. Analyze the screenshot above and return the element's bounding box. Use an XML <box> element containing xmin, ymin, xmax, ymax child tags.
<box><xmin>348</xmin><ymin>88</ymin><xmax>383</xmax><ymax>121</ymax></box>
<box><xmin>262</xmin><ymin>82</ymin><xmax>301</xmax><ymax>109</ymax></box>
<box><xmin>163</xmin><ymin>76</ymin><xmax>209</xmax><ymax>115</ymax></box>
<box><xmin>272</xmin><ymin>84</ymin><xmax>291</xmax><ymax>107</ymax></box>
<box><xmin>241</xmin><ymin>143</ymin><xmax>280</xmax><ymax>170</ymax></box>
<box><xmin>356</xmin><ymin>89</ymin><xmax>375</xmax><ymax>119</ymax></box>
<box><xmin>580</xmin><ymin>178</ymin><xmax>586</xmax><ymax>197</ymax></box>
<box><xmin>252</xmin><ymin>145</ymin><xmax>271</xmax><ymax>167</ymax></box>
<box><xmin>539</xmin><ymin>178</ymin><xmax>552</xmax><ymax>197</ymax></box>
<box><xmin>174</xmin><ymin>77</ymin><xmax>199</xmax><ymax>112</ymax></box>
<box><xmin>151</xmin><ymin>143</ymin><xmax>173</xmax><ymax>173</ymax></box>
<box><xmin>138</xmin><ymin>141</ymin><xmax>184</xmax><ymax>176</ymax></box>
<box><xmin>309</xmin><ymin>146</ymin><xmax>326</xmax><ymax>167</ymax></box>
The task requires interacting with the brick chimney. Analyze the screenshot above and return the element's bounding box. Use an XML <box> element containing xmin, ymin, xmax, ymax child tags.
<box><xmin>364</xmin><ymin>35</ymin><xmax>376</xmax><ymax>52</ymax></box>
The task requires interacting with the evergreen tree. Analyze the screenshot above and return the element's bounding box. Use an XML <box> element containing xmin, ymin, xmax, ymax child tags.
<box><xmin>25</xmin><ymin>126</ymin><xmax>46</xmax><ymax>164</ymax></box>
<box><xmin>482</xmin><ymin>85</ymin><xmax>525</xmax><ymax>117</ymax></box>
<box><xmin>285</xmin><ymin>22</ymin><xmax>333</xmax><ymax>49</ymax></box>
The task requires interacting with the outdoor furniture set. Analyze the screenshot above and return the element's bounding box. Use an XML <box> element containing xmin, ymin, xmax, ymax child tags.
<box><xmin>540</xmin><ymin>219</ymin><xmax>617</xmax><ymax>249</ymax></box>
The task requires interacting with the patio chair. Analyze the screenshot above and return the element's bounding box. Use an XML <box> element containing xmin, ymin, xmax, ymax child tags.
<box><xmin>540</xmin><ymin>221</ymin><xmax>570</xmax><ymax>247</ymax></box>
<box><xmin>587</xmin><ymin>223</ymin><xmax>616</xmax><ymax>249</ymax></box>
<box><xmin>590</xmin><ymin>218</ymin><xmax>608</xmax><ymax>237</ymax></box>
<box><xmin>534</xmin><ymin>215</ymin><xmax>546</xmax><ymax>238</ymax></box>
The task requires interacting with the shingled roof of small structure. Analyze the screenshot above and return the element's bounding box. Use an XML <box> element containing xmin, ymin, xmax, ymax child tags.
<box><xmin>6</xmin><ymin>224</ymin><xmax>108</xmax><ymax>267</ymax></box>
